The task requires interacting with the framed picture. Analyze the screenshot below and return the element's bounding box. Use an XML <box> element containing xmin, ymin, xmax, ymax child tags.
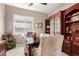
<box><xmin>35</xmin><ymin>23</ymin><xmax>38</xmax><ymax>28</ymax></box>
<box><xmin>38</xmin><ymin>23</ymin><xmax>43</xmax><ymax>28</ymax></box>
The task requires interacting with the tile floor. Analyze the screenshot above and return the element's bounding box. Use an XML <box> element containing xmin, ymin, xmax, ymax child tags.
<box><xmin>6</xmin><ymin>44</ymin><xmax>25</xmax><ymax>56</ymax></box>
<box><xmin>6</xmin><ymin>44</ymin><xmax>68</xmax><ymax>56</ymax></box>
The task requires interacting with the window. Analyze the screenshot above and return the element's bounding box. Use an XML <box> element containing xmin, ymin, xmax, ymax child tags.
<box><xmin>50</xmin><ymin>18</ymin><xmax>54</xmax><ymax>34</ymax></box>
<box><xmin>13</xmin><ymin>15</ymin><xmax>34</xmax><ymax>35</ymax></box>
<box><xmin>55</xmin><ymin>17</ymin><xmax>60</xmax><ymax>35</ymax></box>
<box><xmin>50</xmin><ymin>17</ymin><xmax>60</xmax><ymax>35</ymax></box>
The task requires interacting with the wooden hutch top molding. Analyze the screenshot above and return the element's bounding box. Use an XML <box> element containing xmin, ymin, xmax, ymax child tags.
<box><xmin>45</xmin><ymin>11</ymin><xmax>62</xmax><ymax>21</ymax></box>
<box><xmin>63</xmin><ymin>3</ymin><xmax>79</xmax><ymax>16</ymax></box>
<box><xmin>46</xmin><ymin>3</ymin><xmax>79</xmax><ymax>20</ymax></box>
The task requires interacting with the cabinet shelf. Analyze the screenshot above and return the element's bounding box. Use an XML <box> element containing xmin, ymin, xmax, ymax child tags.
<box><xmin>66</xmin><ymin>20</ymin><xmax>79</xmax><ymax>24</ymax></box>
<box><xmin>65</xmin><ymin>14</ymin><xmax>79</xmax><ymax>19</ymax></box>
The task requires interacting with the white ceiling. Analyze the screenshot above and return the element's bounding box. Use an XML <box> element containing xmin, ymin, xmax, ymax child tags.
<box><xmin>5</xmin><ymin>3</ymin><xmax>65</xmax><ymax>14</ymax></box>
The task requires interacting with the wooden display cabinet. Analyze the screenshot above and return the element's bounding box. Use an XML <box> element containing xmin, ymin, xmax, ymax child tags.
<box><xmin>45</xmin><ymin>11</ymin><xmax>63</xmax><ymax>35</ymax></box>
<box><xmin>63</xmin><ymin>3</ymin><xmax>79</xmax><ymax>56</ymax></box>
<box><xmin>45</xmin><ymin>20</ymin><xmax>50</xmax><ymax>34</ymax></box>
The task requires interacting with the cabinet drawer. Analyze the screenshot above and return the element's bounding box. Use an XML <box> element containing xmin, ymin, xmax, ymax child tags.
<box><xmin>63</xmin><ymin>40</ymin><xmax>71</xmax><ymax>55</ymax></box>
<box><xmin>72</xmin><ymin>42</ymin><xmax>79</xmax><ymax>56</ymax></box>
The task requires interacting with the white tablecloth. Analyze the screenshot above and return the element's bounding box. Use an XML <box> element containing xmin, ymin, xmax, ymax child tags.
<box><xmin>26</xmin><ymin>37</ymin><xmax>34</xmax><ymax>44</ymax></box>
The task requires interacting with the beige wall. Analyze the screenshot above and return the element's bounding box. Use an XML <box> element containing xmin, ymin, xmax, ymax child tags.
<box><xmin>0</xmin><ymin>4</ymin><xmax>5</xmax><ymax>40</ymax></box>
<box><xmin>5</xmin><ymin>5</ymin><xmax>48</xmax><ymax>35</ymax></box>
<box><xmin>5</xmin><ymin>5</ymin><xmax>48</xmax><ymax>44</ymax></box>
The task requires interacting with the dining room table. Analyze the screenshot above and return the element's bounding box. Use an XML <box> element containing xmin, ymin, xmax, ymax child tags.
<box><xmin>24</xmin><ymin>36</ymin><xmax>40</xmax><ymax>56</ymax></box>
<box><xmin>27</xmin><ymin>41</ymin><xmax>39</xmax><ymax>56</ymax></box>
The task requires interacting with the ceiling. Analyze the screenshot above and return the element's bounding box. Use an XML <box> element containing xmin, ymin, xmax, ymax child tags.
<box><xmin>5</xmin><ymin>3</ymin><xmax>72</xmax><ymax>14</ymax></box>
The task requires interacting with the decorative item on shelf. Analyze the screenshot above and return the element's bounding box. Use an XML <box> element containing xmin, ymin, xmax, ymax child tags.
<box><xmin>67</xmin><ymin>36</ymin><xmax>70</xmax><ymax>40</ymax></box>
<box><xmin>69</xmin><ymin>30</ymin><xmax>72</xmax><ymax>34</ymax></box>
<box><xmin>71</xmin><ymin>37</ymin><xmax>73</xmax><ymax>40</ymax></box>
<box><xmin>71</xmin><ymin>14</ymin><xmax>79</xmax><ymax>22</ymax></box>
<box><xmin>66</xmin><ymin>27</ymin><xmax>69</xmax><ymax>33</ymax></box>
<box><xmin>71</xmin><ymin>17</ymin><xmax>75</xmax><ymax>22</ymax></box>
<box><xmin>47</xmin><ymin>25</ymin><xmax>50</xmax><ymax>28</ymax></box>
<box><xmin>78</xmin><ymin>15</ymin><xmax>79</xmax><ymax>20</ymax></box>
<box><xmin>72</xmin><ymin>16</ymin><xmax>77</xmax><ymax>21</ymax></box>
<box><xmin>68</xmin><ymin>15</ymin><xmax>70</xmax><ymax>18</ymax></box>
<box><xmin>75</xmin><ymin>16</ymin><xmax>78</xmax><ymax>21</ymax></box>
<box><xmin>66</xmin><ymin>21</ymin><xmax>68</xmax><ymax>23</ymax></box>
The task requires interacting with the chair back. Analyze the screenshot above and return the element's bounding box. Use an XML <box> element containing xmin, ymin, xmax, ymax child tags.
<box><xmin>40</xmin><ymin>35</ymin><xmax>64</xmax><ymax>56</ymax></box>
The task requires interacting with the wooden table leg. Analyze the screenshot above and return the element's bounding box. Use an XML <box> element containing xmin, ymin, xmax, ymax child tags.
<box><xmin>29</xmin><ymin>44</ymin><xmax>31</xmax><ymax>56</ymax></box>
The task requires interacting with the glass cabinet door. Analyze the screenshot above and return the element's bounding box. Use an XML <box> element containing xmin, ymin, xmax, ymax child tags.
<box><xmin>50</xmin><ymin>18</ymin><xmax>54</xmax><ymax>35</ymax></box>
<box><xmin>45</xmin><ymin>12</ymin><xmax>62</xmax><ymax>35</ymax></box>
<box><xmin>55</xmin><ymin>17</ymin><xmax>61</xmax><ymax>35</ymax></box>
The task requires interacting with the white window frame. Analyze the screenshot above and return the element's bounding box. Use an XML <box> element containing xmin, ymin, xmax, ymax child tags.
<box><xmin>13</xmin><ymin>14</ymin><xmax>34</xmax><ymax>35</ymax></box>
